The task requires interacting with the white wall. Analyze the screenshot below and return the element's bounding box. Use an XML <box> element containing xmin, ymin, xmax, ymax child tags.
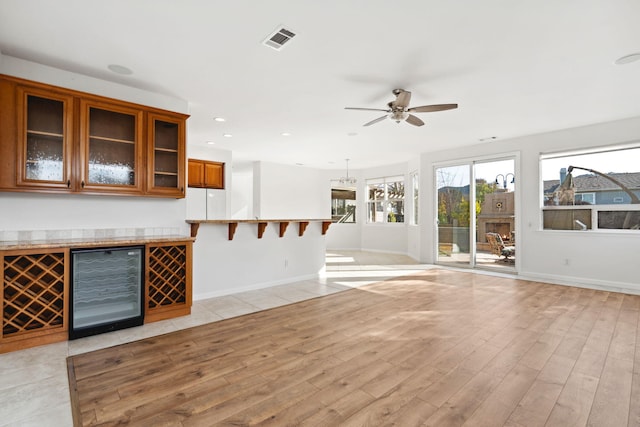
<box><xmin>0</xmin><ymin>55</ymin><xmax>190</xmax><ymax>236</ymax></box>
<box><xmin>230</xmin><ymin>163</ymin><xmax>254</xmax><ymax>219</ymax></box>
<box><xmin>190</xmin><ymin>160</ymin><xmax>329</xmax><ymax>298</ymax></box>
<box><xmin>192</xmin><ymin>221</ymin><xmax>326</xmax><ymax>299</ymax></box>
<box><xmin>323</xmin><ymin>162</ymin><xmax>417</xmax><ymax>256</ymax></box>
<box><xmin>186</xmin><ymin>159</ymin><xmax>330</xmax><ymax>298</ymax></box>
<box><xmin>1</xmin><ymin>54</ymin><xmax>187</xmax><ymax>114</ymax></box>
<box><xmin>420</xmin><ymin>115</ymin><xmax>640</xmax><ymax>294</ymax></box>
<box><xmin>254</xmin><ymin>161</ymin><xmax>330</xmax><ymax>219</ymax></box>
<box><xmin>0</xmin><ymin>192</ymin><xmax>188</xmax><ymax>235</ymax></box>
<box><xmin>326</xmin><ymin>223</ymin><xmax>361</xmax><ymax>250</ymax></box>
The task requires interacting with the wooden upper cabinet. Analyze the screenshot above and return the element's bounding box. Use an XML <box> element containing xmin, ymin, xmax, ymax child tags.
<box><xmin>187</xmin><ymin>160</ymin><xmax>205</xmax><ymax>187</ymax></box>
<box><xmin>16</xmin><ymin>87</ymin><xmax>74</xmax><ymax>189</ymax></box>
<box><xmin>188</xmin><ymin>159</ymin><xmax>224</xmax><ymax>189</ymax></box>
<box><xmin>147</xmin><ymin>112</ymin><xmax>186</xmax><ymax>197</ymax></box>
<box><xmin>79</xmin><ymin>100</ymin><xmax>144</xmax><ymax>194</ymax></box>
<box><xmin>0</xmin><ymin>74</ymin><xmax>188</xmax><ymax>198</ymax></box>
<box><xmin>205</xmin><ymin>162</ymin><xmax>224</xmax><ymax>188</ymax></box>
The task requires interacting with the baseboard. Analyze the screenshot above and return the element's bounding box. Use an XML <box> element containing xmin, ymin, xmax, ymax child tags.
<box><xmin>193</xmin><ymin>273</ymin><xmax>320</xmax><ymax>301</ymax></box>
<box><xmin>433</xmin><ymin>264</ymin><xmax>640</xmax><ymax>296</ymax></box>
<box><xmin>515</xmin><ymin>271</ymin><xmax>640</xmax><ymax>296</ymax></box>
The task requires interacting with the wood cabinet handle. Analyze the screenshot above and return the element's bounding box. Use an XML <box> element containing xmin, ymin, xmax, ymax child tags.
<box><xmin>67</xmin><ymin>180</ymin><xmax>71</xmax><ymax>188</ymax></box>
<box><xmin>81</xmin><ymin>181</ymin><xmax>85</xmax><ymax>188</ymax></box>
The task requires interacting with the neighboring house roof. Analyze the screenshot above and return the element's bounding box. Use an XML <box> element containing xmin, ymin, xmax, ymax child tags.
<box><xmin>544</xmin><ymin>172</ymin><xmax>640</xmax><ymax>194</ymax></box>
<box><xmin>544</xmin><ymin>180</ymin><xmax>560</xmax><ymax>194</ymax></box>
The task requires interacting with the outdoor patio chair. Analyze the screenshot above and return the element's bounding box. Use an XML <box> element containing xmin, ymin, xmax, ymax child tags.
<box><xmin>486</xmin><ymin>232</ymin><xmax>515</xmax><ymax>262</ymax></box>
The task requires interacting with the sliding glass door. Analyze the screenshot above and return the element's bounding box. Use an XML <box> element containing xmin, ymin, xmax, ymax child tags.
<box><xmin>474</xmin><ymin>159</ymin><xmax>515</xmax><ymax>270</ymax></box>
<box><xmin>436</xmin><ymin>164</ymin><xmax>471</xmax><ymax>266</ymax></box>
<box><xmin>436</xmin><ymin>158</ymin><xmax>516</xmax><ymax>271</ymax></box>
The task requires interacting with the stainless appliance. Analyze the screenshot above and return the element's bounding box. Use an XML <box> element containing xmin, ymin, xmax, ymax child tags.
<box><xmin>70</xmin><ymin>246</ymin><xmax>144</xmax><ymax>339</ymax></box>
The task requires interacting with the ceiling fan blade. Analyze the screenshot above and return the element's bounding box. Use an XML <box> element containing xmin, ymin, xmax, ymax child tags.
<box><xmin>363</xmin><ymin>115</ymin><xmax>388</xmax><ymax>127</ymax></box>
<box><xmin>345</xmin><ymin>107</ymin><xmax>390</xmax><ymax>112</ymax></box>
<box><xmin>405</xmin><ymin>114</ymin><xmax>425</xmax><ymax>127</ymax></box>
<box><xmin>407</xmin><ymin>103</ymin><xmax>458</xmax><ymax>113</ymax></box>
<box><xmin>394</xmin><ymin>90</ymin><xmax>411</xmax><ymax>108</ymax></box>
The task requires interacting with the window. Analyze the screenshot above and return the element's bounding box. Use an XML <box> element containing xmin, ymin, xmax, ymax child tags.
<box><xmin>367</xmin><ymin>176</ymin><xmax>404</xmax><ymax>223</ymax></box>
<box><xmin>411</xmin><ymin>171</ymin><xmax>419</xmax><ymax>225</ymax></box>
<box><xmin>331</xmin><ymin>186</ymin><xmax>356</xmax><ymax>223</ymax></box>
<box><xmin>574</xmin><ymin>192</ymin><xmax>595</xmax><ymax>205</ymax></box>
<box><xmin>541</xmin><ymin>145</ymin><xmax>640</xmax><ymax>230</ymax></box>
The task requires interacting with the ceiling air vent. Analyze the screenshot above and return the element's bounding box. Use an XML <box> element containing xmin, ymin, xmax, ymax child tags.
<box><xmin>263</xmin><ymin>26</ymin><xmax>296</xmax><ymax>51</ymax></box>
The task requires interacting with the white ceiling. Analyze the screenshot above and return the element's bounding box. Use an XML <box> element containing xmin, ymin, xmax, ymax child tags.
<box><xmin>1</xmin><ymin>0</ymin><xmax>639</xmax><ymax>170</ymax></box>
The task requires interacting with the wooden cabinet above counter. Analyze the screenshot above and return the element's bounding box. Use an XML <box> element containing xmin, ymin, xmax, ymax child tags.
<box><xmin>188</xmin><ymin>158</ymin><xmax>224</xmax><ymax>189</ymax></box>
<box><xmin>0</xmin><ymin>74</ymin><xmax>188</xmax><ymax>198</ymax></box>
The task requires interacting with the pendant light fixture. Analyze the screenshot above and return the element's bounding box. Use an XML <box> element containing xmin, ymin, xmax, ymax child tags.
<box><xmin>339</xmin><ymin>159</ymin><xmax>356</xmax><ymax>185</ymax></box>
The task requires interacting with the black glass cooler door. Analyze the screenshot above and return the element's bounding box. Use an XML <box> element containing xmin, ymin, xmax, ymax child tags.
<box><xmin>70</xmin><ymin>246</ymin><xmax>144</xmax><ymax>339</ymax></box>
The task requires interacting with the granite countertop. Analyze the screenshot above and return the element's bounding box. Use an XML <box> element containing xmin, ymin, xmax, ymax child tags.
<box><xmin>0</xmin><ymin>234</ymin><xmax>195</xmax><ymax>251</ymax></box>
<box><xmin>186</xmin><ymin>219</ymin><xmax>332</xmax><ymax>224</ymax></box>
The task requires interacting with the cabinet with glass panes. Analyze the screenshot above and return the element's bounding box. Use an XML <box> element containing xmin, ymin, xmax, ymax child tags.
<box><xmin>147</xmin><ymin>112</ymin><xmax>185</xmax><ymax>197</ymax></box>
<box><xmin>80</xmin><ymin>100</ymin><xmax>144</xmax><ymax>194</ymax></box>
<box><xmin>17</xmin><ymin>87</ymin><xmax>74</xmax><ymax>189</ymax></box>
<box><xmin>0</xmin><ymin>74</ymin><xmax>188</xmax><ymax>197</ymax></box>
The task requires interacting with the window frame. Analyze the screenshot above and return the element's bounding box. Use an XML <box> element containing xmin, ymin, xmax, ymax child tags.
<box><xmin>366</xmin><ymin>175</ymin><xmax>405</xmax><ymax>224</ymax></box>
<box><xmin>330</xmin><ymin>181</ymin><xmax>357</xmax><ymax>224</ymax></box>
<box><xmin>411</xmin><ymin>171</ymin><xmax>419</xmax><ymax>225</ymax></box>
<box><xmin>540</xmin><ymin>144</ymin><xmax>640</xmax><ymax>232</ymax></box>
<box><xmin>574</xmin><ymin>192</ymin><xmax>595</xmax><ymax>205</ymax></box>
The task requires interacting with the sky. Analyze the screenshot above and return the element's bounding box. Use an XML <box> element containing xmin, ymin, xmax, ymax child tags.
<box><xmin>540</xmin><ymin>146</ymin><xmax>640</xmax><ymax>181</ymax></box>
<box><xmin>437</xmin><ymin>159</ymin><xmax>515</xmax><ymax>191</ymax></box>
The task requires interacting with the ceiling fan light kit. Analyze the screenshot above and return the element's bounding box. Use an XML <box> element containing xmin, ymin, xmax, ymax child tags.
<box><xmin>345</xmin><ymin>89</ymin><xmax>458</xmax><ymax>127</ymax></box>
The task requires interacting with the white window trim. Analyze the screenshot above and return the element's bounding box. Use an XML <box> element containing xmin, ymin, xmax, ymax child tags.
<box><xmin>411</xmin><ymin>171</ymin><xmax>419</xmax><ymax>225</ymax></box>
<box><xmin>366</xmin><ymin>176</ymin><xmax>405</xmax><ymax>224</ymax></box>
<box><xmin>540</xmin><ymin>143</ymin><xmax>640</xmax><ymax>232</ymax></box>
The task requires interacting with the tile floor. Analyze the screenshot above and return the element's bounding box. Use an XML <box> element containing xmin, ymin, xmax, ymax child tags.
<box><xmin>0</xmin><ymin>250</ymin><xmax>431</xmax><ymax>427</ymax></box>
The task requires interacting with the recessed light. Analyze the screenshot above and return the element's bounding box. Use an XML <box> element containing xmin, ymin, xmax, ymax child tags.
<box><xmin>213</xmin><ymin>117</ymin><xmax>226</xmax><ymax>122</ymax></box>
<box><xmin>296</xmin><ymin>163</ymin><xmax>304</xmax><ymax>166</ymax></box>
<box><xmin>206</xmin><ymin>141</ymin><xmax>216</xmax><ymax>145</ymax></box>
<box><xmin>347</xmin><ymin>132</ymin><xmax>358</xmax><ymax>137</ymax></box>
<box><xmin>107</xmin><ymin>64</ymin><xmax>133</xmax><ymax>75</ymax></box>
<box><xmin>281</xmin><ymin>132</ymin><xmax>291</xmax><ymax>136</ymax></box>
<box><xmin>614</xmin><ymin>52</ymin><xmax>640</xmax><ymax>65</ymax></box>
<box><xmin>223</xmin><ymin>133</ymin><xmax>233</xmax><ymax>138</ymax></box>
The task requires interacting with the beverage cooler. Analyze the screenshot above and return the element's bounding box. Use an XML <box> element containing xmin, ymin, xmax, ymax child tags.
<box><xmin>70</xmin><ymin>246</ymin><xmax>144</xmax><ymax>339</ymax></box>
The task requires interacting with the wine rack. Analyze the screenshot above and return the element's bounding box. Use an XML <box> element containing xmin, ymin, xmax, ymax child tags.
<box><xmin>146</xmin><ymin>243</ymin><xmax>191</xmax><ymax>322</ymax></box>
<box><xmin>1</xmin><ymin>239</ymin><xmax>191</xmax><ymax>352</ymax></box>
<box><xmin>2</xmin><ymin>251</ymin><xmax>67</xmax><ymax>339</ymax></box>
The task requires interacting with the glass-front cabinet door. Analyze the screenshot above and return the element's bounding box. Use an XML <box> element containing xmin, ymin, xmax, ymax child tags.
<box><xmin>16</xmin><ymin>87</ymin><xmax>74</xmax><ymax>189</ymax></box>
<box><xmin>147</xmin><ymin>112</ymin><xmax>185</xmax><ymax>197</ymax></box>
<box><xmin>80</xmin><ymin>100</ymin><xmax>143</xmax><ymax>194</ymax></box>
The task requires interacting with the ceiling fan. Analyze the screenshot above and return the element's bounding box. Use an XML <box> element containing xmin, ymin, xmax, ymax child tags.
<box><xmin>345</xmin><ymin>89</ymin><xmax>458</xmax><ymax>127</ymax></box>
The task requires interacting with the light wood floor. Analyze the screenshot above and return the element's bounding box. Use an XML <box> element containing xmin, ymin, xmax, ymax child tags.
<box><xmin>67</xmin><ymin>269</ymin><xmax>640</xmax><ymax>426</ymax></box>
